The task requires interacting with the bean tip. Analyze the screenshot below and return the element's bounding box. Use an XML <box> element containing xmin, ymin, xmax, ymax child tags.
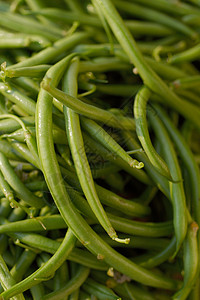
<box><xmin>113</xmin><ymin>237</ymin><xmax>130</xmax><ymax>244</ymax></box>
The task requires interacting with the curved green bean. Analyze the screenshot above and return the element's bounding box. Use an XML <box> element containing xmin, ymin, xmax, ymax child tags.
<box><xmin>148</xmin><ymin>105</ymin><xmax>187</xmax><ymax>255</ymax></box>
<box><xmin>134</xmin><ymin>86</ymin><xmax>172</xmax><ymax>180</ymax></box>
<box><xmin>63</xmin><ymin>57</ymin><xmax>126</xmax><ymax>243</ymax></box>
<box><xmin>1</xmin><ymin>229</ymin><xmax>76</xmax><ymax>299</ymax></box>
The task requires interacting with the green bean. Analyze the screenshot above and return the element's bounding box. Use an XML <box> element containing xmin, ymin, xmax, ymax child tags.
<box><xmin>148</xmin><ymin>105</ymin><xmax>187</xmax><ymax>255</ymax></box>
<box><xmin>82</xmin><ymin>278</ymin><xmax>119</xmax><ymax>300</ymax></box>
<box><xmin>95</xmin><ymin>83</ymin><xmax>141</xmax><ymax>97</ymax></box>
<box><xmin>93</xmin><ymin>0</ymin><xmax>200</xmax><ymax>129</ymax></box>
<box><xmin>0</xmin><ymin>11</ymin><xmax>63</xmax><ymax>42</ymax></box>
<box><xmin>134</xmin><ymin>86</ymin><xmax>172</xmax><ymax>180</ymax></box>
<box><xmin>0</xmin><ymin>36</ymin><xmax>30</xmax><ymax>49</ymax></box>
<box><xmin>42</xmin><ymin>79</ymin><xmax>136</xmax><ymax>131</ymax></box>
<box><xmin>138</xmin><ymin>236</ymin><xmax>176</xmax><ymax>269</ymax></box>
<box><xmin>10</xmin><ymin>249</ymin><xmax>37</xmax><ymax>282</ymax></box>
<box><xmin>175</xmin><ymin>89</ymin><xmax>200</xmax><ymax>106</ymax></box>
<box><xmin>1</xmin><ymin>127</ymin><xmax>36</xmax><ymax>142</ymax></box>
<box><xmin>145</xmin><ymin>56</ymin><xmax>187</xmax><ymax>81</ymax></box>
<box><xmin>1</xmin><ymin>229</ymin><xmax>76</xmax><ymax>299</ymax></box>
<box><xmin>172</xmin><ymin>75</ymin><xmax>200</xmax><ymax>90</ymax></box>
<box><xmin>0</xmin><ymin>116</ymin><xmax>34</xmax><ymax>134</ymax></box>
<box><xmin>81</xmin><ymin>117</ymin><xmax>143</xmax><ymax>169</ymax></box>
<box><xmin>79</xmin><ymin>57</ymin><xmax>130</xmax><ymax>73</ymax></box>
<box><xmin>53</xmin><ymin>261</ymin><xmax>69</xmax><ymax>292</ymax></box>
<box><xmin>113</xmin><ymin>0</ymin><xmax>197</xmax><ymax>38</ymax></box>
<box><xmin>42</xmin><ymin>266</ymin><xmax>90</xmax><ymax>300</ymax></box>
<box><xmin>0</xmin><ymin>198</ymin><xmax>12</xmax><ymax>218</ymax></box>
<box><xmin>4</xmin><ymin>64</ymin><xmax>51</xmax><ymax>79</ymax></box>
<box><xmin>9</xmin><ymin>141</ymin><xmax>40</xmax><ymax>169</ymax></box>
<box><xmin>0</xmin><ymin>151</ymin><xmax>45</xmax><ymax>208</ymax></box>
<box><xmin>132</xmin><ymin>0</ymin><xmax>200</xmax><ymax>16</ymax></box>
<box><xmin>7</xmin><ymin>32</ymin><xmax>90</xmax><ymax>69</ymax></box>
<box><xmin>8</xmin><ymin>202</ymin><xmax>27</xmax><ymax>222</ymax></box>
<box><xmin>63</xmin><ymin>57</ymin><xmax>126</xmax><ymax>243</ymax></box>
<box><xmin>172</xmin><ymin>222</ymin><xmax>199</xmax><ymax>300</ymax></box>
<box><xmin>0</xmin><ymin>82</ymin><xmax>36</xmax><ymax>115</ymax></box>
<box><xmin>169</xmin><ymin>43</ymin><xmax>200</xmax><ymax>64</ymax></box>
<box><xmin>30</xmin><ymin>283</ymin><xmax>45</xmax><ymax>300</ymax></box>
<box><xmin>56</xmin><ymin>144</ymin><xmax>72</xmax><ymax>167</ymax></box>
<box><xmin>0</xmin><ymin>32</ymin><xmax>50</xmax><ymax>51</ymax></box>
<box><xmin>36</xmin><ymin>55</ymin><xmax>179</xmax><ymax>290</ymax></box>
<box><xmin>0</xmin><ymin>215</ymin><xmax>66</xmax><ymax>234</ymax></box>
<box><xmin>153</xmin><ymin>105</ymin><xmax>200</xmax><ymax>226</ymax></box>
<box><xmin>69</xmin><ymin>289</ymin><xmax>79</xmax><ymax>300</ymax></box>
<box><xmin>9</xmin><ymin>160</ymin><xmax>36</xmax><ymax>171</ymax></box>
<box><xmin>0</xmin><ymin>234</ymin><xmax>8</xmax><ymax>255</ymax></box>
<box><xmin>0</xmin><ymin>255</ymin><xmax>25</xmax><ymax>300</ymax></box>
<box><xmin>13</xmin><ymin>77</ymin><xmax>40</xmax><ymax>98</ymax></box>
<box><xmin>124</xmin><ymin>20</ymin><xmax>174</xmax><ymax>37</ymax></box>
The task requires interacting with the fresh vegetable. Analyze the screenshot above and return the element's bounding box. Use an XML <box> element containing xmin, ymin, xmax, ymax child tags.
<box><xmin>0</xmin><ymin>0</ymin><xmax>199</xmax><ymax>299</ymax></box>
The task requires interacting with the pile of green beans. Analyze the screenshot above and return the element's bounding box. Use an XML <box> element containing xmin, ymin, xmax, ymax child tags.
<box><xmin>0</xmin><ymin>0</ymin><xmax>199</xmax><ymax>299</ymax></box>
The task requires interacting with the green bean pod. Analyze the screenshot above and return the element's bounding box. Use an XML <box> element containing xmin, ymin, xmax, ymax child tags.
<box><xmin>148</xmin><ymin>105</ymin><xmax>187</xmax><ymax>255</ymax></box>
<box><xmin>169</xmin><ymin>44</ymin><xmax>200</xmax><ymax>64</ymax></box>
<box><xmin>134</xmin><ymin>86</ymin><xmax>172</xmax><ymax>180</ymax></box>
<box><xmin>41</xmin><ymin>79</ymin><xmax>136</xmax><ymax>130</ymax></box>
<box><xmin>81</xmin><ymin>117</ymin><xmax>143</xmax><ymax>169</ymax></box>
<box><xmin>172</xmin><ymin>222</ymin><xmax>199</xmax><ymax>300</ymax></box>
<box><xmin>8</xmin><ymin>32</ymin><xmax>91</xmax><ymax>69</ymax></box>
<box><xmin>63</xmin><ymin>57</ymin><xmax>122</xmax><ymax>242</ymax></box>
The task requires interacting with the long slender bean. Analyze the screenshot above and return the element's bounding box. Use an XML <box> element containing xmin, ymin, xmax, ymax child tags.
<box><xmin>172</xmin><ymin>222</ymin><xmax>199</xmax><ymax>300</ymax></box>
<box><xmin>7</xmin><ymin>32</ymin><xmax>90</xmax><ymax>69</ymax></box>
<box><xmin>153</xmin><ymin>105</ymin><xmax>200</xmax><ymax>226</ymax></box>
<box><xmin>148</xmin><ymin>105</ymin><xmax>187</xmax><ymax>255</ymax></box>
<box><xmin>134</xmin><ymin>86</ymin><xmax>172</xmax><ymax>180</ymax></box>
<box><xmin>42</xmin><ymin>79</ymin><xmax>136</xmax><ymax>130</ymax></box>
